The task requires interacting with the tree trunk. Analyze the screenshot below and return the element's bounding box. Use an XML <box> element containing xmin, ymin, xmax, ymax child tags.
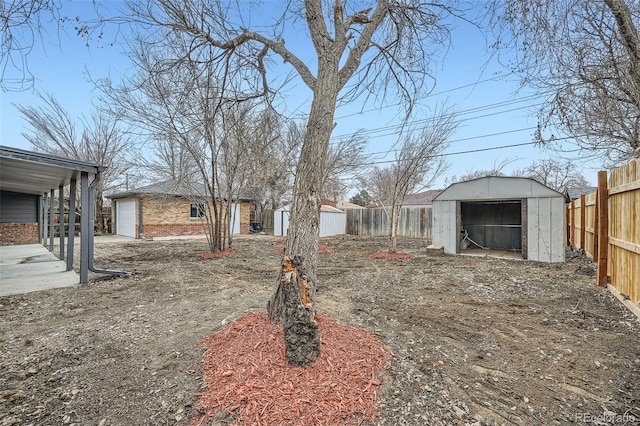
<box><xmin>389</xmin><ymin>204</ymin><xmax>398</xmax><ymax>253</ymax></box>
<box><xmin>267</xmin><ymin>256</ymin><xmax>320</xmax><ymax>367</ymax></box>
<box><xmin>267</xmin><ymin>53</ymin><xmax>339</xmax><ymax>367</ymax></box>
<box><xmin>95</xmin><ymin>193</ymin><xmax>104</xmax><ymax>234</ymax></box>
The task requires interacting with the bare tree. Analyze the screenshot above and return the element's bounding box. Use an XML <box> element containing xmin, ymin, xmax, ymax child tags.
<box><xmin>519</xmin><ymin>158</ymin><xmax>590</xmax><ymax>193</ymax></box>
<box><xmin>365</xmin><ymin>106</ymin><xmax>456</xmax><ymax>252</ymax></box>
<box><xmin>322</xmin><ymin>133</ymin><xmax>368</xmax><ymax>201</ymax></box>
<box><xmin>138</xmin><ymin>134</ymin><xmax>200</xmax><ymax>183</ymax></box>
<box><xmin>0</xmin><ymin>0</ymin><xmax>63</xmax><ymax>90</ymax></box>
<box><xmin>14</xmin><ymin>91</ymin><xmax>131</xmax><ymax>231</ymax></box>
<box><xmin>115</xmin><ymin>0</ymin><xmax>468</xmax><ymax>367</ymax></box>
<box><xmin>241</xmin><ymin>114</ymin><xmax>303</xmax><ymax>224</ymax></box>
<box><xmin>95</xmin><ymin>30</ymin><xmax>259</xmax><ymax>253</ymax></box>
<box><xmin>490</xmin><ymin>0</ymin><xmax>640</xmax><ymax>166</ymax></box>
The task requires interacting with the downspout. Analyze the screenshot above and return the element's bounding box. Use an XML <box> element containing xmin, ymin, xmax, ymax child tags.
<box><xmin>88</xmin><ymin>171</ymin><xmax>129</xmax><ymax>277</ymax></box>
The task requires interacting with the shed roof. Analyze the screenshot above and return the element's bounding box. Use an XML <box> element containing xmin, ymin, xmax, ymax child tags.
<box><xmin>320</xmin><ymin>205</ymin><xmax>345</xmax><ymax>213</ymax></box>
<box><xmin>434</xmin><ymin>176</ymin><xmax>563</xmax><ymax>201</ymax></box>
<box><xmin>275</xmin><ymin>205</ymin><xmax>346</xmax><ymax>213</ymax></box>
<box><xmin>336</xmin><ymin>200</ymin><xmax>365</xmax><ymax>209</ymax></box>
<box><xmin>0</xmin><ymin>145</ymin><xmax>105</xmax><ymax>195</ymax></box>
<box><xmin>107</xmin><ymin>179</ymin><xmax>253</xmax><ymax>201</ymax></box>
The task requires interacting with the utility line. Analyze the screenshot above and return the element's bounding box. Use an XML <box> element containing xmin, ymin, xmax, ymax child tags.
<box><xmin>333</xmin><ymin>73</ymin><xmax>522</xmax><ymax>120</ymax></box>
<box><xmin>348</xmin><ymin>134</ymin><xmax>584</xmax><ymax>168</ymax></box>
<box><xmin>361</xmin><ymin>126</ymin><xmax>538</xmax><ymax>158</ymax></box>
<box><xmin>354</xmin><ymin>142</ymin><xmax>536</xmax><ymax>167</ymax></box>
<box><xmin>330</xmin><ymin>97</ymin><xmax>544</xmax><ymax>142</ymax></box>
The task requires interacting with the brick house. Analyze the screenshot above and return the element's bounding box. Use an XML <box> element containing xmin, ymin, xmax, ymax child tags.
<box><xmin>107</xmin><ymin>180</ymin><xmax>252</xmax><ymax>239</ymax></box>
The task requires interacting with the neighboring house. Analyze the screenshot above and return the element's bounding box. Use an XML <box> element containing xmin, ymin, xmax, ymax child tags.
<box><xmin>564</xmin><ymin>187</ymin><xmax>598</xmax><ymax>203</ymax></box>
<box><xmin>107</xmin><ymin>180</ymin><xmax>252</xmax><ymax>239</ymax></box>
<box><xmin>432</xmin><ymin>176</ymin><xmax>565</xmax><ymax>263</ymax></box>
<box><xmin>401</xmin><ymin>189</ymin><xmax>443</xmax><ymax>208</ymax></box>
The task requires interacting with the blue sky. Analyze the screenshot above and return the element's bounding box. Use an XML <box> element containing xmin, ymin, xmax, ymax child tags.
<box><xmin>0</xmin><ymin>1</ymin><xmax>602</xmax><ymax>189</ymax></box>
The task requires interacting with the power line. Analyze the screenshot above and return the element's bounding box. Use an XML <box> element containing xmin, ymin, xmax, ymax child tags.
<box><xmin>330</xmin><ymin>95</ymin><xmax>544</xmax><ymax>142</ymax></box>
<box><xmin>347</xmin><ymin>134</ymin><xmax>585</xmax><ymax>168</ymax></box>
<box><xmin>361</xmin><ymin>126</ymin><xmax>538</xmax><ymax>158</ymax></box>
<box><xmin>333</xmin><ymin>72</ymin><xmax>522</xmax><ymax>121</ymax></box>
<box><xmin>356</xmin><ymin>142</ymin><xmax>537</xmax><ymax>167</ymax></box>
<box><xmin>285</xmin><ymin>71</ymin><xmax>543</xmax><ymax>141</ymax></box>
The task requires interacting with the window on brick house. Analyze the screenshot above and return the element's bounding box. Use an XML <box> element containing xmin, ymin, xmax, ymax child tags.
<box><xmin>190</xmin><ymin>203</ymin><xmax>206</xmax><ymax>219</ymax></box>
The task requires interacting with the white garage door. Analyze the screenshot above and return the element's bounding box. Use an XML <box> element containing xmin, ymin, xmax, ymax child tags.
<box><xmin>116</xmin><ymin>200</ymin><xmax>136</xmax><ymax>237</ymax></box>
<box><xmin>230</xmin><ymin>203</ymin><xmax>241</xmax><ymax>235</ymax></box>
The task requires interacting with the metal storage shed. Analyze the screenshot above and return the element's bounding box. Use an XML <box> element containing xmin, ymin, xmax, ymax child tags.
<box><xmin>274</xmin><ymin>205</ymin><xmax>346</xmax><ymax>237</ymax></box>
<box><xmin>432</xmin><ymin>176</ymin><xmax>565</xmax><ymax>263</ymax></box>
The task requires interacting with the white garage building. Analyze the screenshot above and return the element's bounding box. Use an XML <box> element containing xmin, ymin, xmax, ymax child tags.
<box><xmin>432</xmin><ymin>176</ymin><xmax>565</xmax><ymax>263</ymax></box>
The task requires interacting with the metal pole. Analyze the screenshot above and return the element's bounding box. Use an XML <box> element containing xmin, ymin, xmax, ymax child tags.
<box><xmin>59</xmin><ymin>184</ymin><xmax>65</xmax><ymax>260</ymax></box>
<box><xmin>67</xmin><ymin>179</ymin><xmax>76</xmax><ymax>272</ymax></box>
<box><xmin>80</xmin><ymin>172</ymin><xmax>89</xmax><ymax>284</ymax></box>
<box><xmin>39</xmin><ymin>195</ymin><xmax>44</xmax><ymax>244</ymax></box>
<box><xmin>87</xmin><ymin>172</ymin><xmax>128</xmax><ymax>277</ymax></box>
<box><xmin>49</xmin><ymin>189</ymin><xmax>55</xmax><ymax>251</ymax></box>
<box><xmin>42</xmin><ymin>193</ymin><xmax>48</xmax><ymax>245</ymax></box>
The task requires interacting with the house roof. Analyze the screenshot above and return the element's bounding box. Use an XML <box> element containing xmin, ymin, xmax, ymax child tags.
<box><xmin>402</xmin><ymin>189</ymin><xmax>443</xmax><ymax>206</ymax></box>
<box><xmin>565</xmin><ymin>186</ymin><xmax>597</xmax><ymax>201</ymax></box>
<box><xmin>0</xmin><ymin>145</ymin><xmax>105</xmax><ymax>195</ymax></box>
<box><xmin>107</xmin><ymin>179</ymin><xmax>253</xmax><ymax>201</ymax></box>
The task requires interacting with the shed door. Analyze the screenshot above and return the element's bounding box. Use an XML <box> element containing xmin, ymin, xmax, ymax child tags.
<box><xmin>116</xmin><ymin>200</ymin><xmax>136</xmax><ymax>238</ymax></box>
<box><xmin>460</xmin><ymin>200</ymin><xmax>522</xmax><ymax>251</ymax></box>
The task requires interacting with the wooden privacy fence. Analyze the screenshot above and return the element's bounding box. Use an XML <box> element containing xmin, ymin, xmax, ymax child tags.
<box><xmin>566</xmin><ymin>158</ymin><xmax>640</xmax><ymax>316</ymax></box>
<box><xmin>345</xmin><ymin>207</ymin><xmax>432</xmax><ymax>239</ymax></box>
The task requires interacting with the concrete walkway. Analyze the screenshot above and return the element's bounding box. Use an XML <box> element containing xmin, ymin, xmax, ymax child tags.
<box><xmin>0</xmin><ymin>244</ymin><xmax>79</xmax><ymax>296</ymax></box>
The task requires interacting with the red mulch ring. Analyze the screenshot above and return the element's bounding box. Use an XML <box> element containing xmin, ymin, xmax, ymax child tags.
<box><xmin>190</xmin><ymin>312</ymin><xmax>393</xmax><ymax>426</ymax></box>
<box><xmin>197</xmin><ymin>247</ymin><xmax>238</xmax><ymax>259</ymax></box>
<box><xmin>368</xmin><ymin>252</ymin><xmax>414</xmax><ymax>261</ymax></box>
<box><xmin>273</xmin><ymin>246</ymin><xmax>334</xmax><ymax>254</ymax></box>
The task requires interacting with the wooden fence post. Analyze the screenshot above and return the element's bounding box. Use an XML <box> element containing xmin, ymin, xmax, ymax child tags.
<box><xmin>597</xmin><ymin>171</ymin><xmax>609</xmax><ymax>286</ymax></box>
<box><xmin>580</xmin><ymin>194</ymin><xmax>586</xmax><ymax>250</ymax></box>
<box><xmin>570</xmin><ymin>200</ymin><xmax>576</xmax><ymax>248</ymax></box>
<box><xmin>565</xmin><ymin>203</ymin><xmax>570</xmax><ymax>246</ymax></box>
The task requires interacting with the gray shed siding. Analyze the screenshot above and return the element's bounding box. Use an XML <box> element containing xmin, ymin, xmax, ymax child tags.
<box><xmin>0</xmin><ymin>191</ymin><xmax>39</xmax><ymax>223</ymax></box>
<box><xmin>432</xmin><ymin>177</ymin><xmax>565</xmax><ymax>263</ymax></box>
<box><xmin>527</xmin><ymin>196</ymin><xmax>565</xmax><ymax>263</ymax></box>
<box><xmin>433</xmin><ymin>200</ymin><xmax>458</xmax><ymax>253</ymax></box>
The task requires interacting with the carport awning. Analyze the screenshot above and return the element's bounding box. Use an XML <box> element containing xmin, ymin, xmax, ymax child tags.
<box><xmin>0</xmin><ymin>146</ymin><xmax>104</xmax><ymax>195</ymax></box>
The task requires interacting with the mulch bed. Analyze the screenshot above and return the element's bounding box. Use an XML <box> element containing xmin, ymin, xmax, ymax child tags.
<box><xmin>197</xmin><ymin>248</ymin><xmax>239</xmax><ymax>259</ymax></box>
<box><xmin>368</xmin><ymin>252</ymin><xmax>414</xmax><ymax>261</ymax></box>
<box><xmin>273</xmin><ymin>245</ymin><xmax>334</xmax><ymax>253</ymax></box>
<box><xmin>190</xmin><ymin>312</ymin><xmax>393</xmax><ymax>426</ymax></box>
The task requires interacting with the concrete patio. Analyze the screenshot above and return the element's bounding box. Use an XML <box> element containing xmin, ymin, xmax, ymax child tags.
<box><xmin>0</xmin><ymin>244</ymin><xmax>79</xmax><ymax>296</ymax></box>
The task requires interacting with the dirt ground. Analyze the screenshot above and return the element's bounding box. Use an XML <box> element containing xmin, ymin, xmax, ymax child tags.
<box><xmin>1</xmin><ymin>234</ymin><xmax>639</xmax><ymax>426</ymax></box>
